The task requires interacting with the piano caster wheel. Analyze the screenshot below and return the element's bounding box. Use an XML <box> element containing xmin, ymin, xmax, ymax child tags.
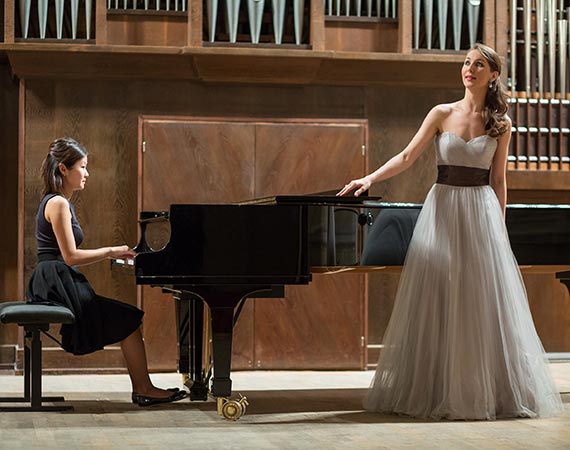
<box><xmin>217</xmin><ymin>394</ymin><xmax>249</xmax><ymax>421</ymax></box>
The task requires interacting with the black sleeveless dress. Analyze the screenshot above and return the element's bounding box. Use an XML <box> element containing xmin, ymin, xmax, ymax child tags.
<box><xmin>26</xmin><ymin>193</ymin><xmax>144</xmax><ymax>355</ymax></box>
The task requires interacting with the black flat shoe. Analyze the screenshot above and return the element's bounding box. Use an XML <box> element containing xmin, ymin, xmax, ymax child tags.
<box><xmin>131</xmin><ymin>387</ymin><xmax>182</xmax><ymax>405</ymax></box>
<box><xmin>132</xmin><ymin>389</ymin><xmax>187</xmax><ymax>407</ymax></box>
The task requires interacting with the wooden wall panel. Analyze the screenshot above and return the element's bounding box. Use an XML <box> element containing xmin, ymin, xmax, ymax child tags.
<box><xmin>325</xmin><ymin>21</ymin><xmax>398</xmax><ymax>53</ymax></box>
<box><xmin>253</xmin><ymin>122</ymin><xmax>368</xmax><ymax>369</ymax></box>
<box><xmin>254</xmin><ymin>122</ymin><xmax>367</xmax><ymax>195</ymax></box>
<box><xmin>0</xmin><ymin>63</ymin><xmax>19</xmax><ymax>370</ymax></box>
<box><xmin>106</xmin><ymin>14</ymin><xmax>187</xmax><ymax>46</ymax></box>
<box><xmin>524</xmin><ymin>274</ymin><xmax>570</xmax><ymax>352</ymax></box>
<box><xmin>140</xmin><ymin>120</ymin><xmax>256</xmax><ymax>371</ymax></box>
<box><xmin>255</xmin><ymin>274</ymin><xmax>366</xmax><ymax>369</ymax></box>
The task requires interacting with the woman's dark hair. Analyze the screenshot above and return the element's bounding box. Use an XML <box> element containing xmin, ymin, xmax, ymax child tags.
<box><xmin>472</xmin><ymin>44</ymin><xmax>510</xmax><ymax>138</ymax></box>
<box><xmin>41</xmin><ymin>137</ymin><xmax>88</xmax><ymax>195</ymax></box>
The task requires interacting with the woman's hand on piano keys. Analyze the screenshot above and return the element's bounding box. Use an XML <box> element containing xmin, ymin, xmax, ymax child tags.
<box><xmin>337</xmin><ymin>176</ymin><xmax>372</xmax><ymax>197</ymax></box>
<box><xmin>108</xmin><ymin>245</ymin><xmax>137</xmax><ymax>260</ymax></box>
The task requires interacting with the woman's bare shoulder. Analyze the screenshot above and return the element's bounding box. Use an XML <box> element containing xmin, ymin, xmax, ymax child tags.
<box><xmin>431</xmin><ymin>102</ymin><xmax>458</xmax><ymax>116</ymax></box>
<box><xmin>424</xmin><ymin>103</ymin><xmax>455</xmax><ymax>131</ymax></box>
<box><xmin>45</xmin><ymin>195</ymin><xmax>70</xmax><ymax>220</ymax></box>
<box><xmin>46</xmin><ymin>194</ymin><xmax>68</xmax><ymax>207</ymax></box>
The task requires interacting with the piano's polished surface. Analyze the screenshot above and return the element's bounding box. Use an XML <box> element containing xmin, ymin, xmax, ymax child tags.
<box><xmin>131</xmin><ymin>195</ymin><xmax>570</xmax><ymax>419</ymax></box>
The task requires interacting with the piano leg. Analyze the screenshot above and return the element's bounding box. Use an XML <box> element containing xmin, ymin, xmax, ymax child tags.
<box><xmin>176</xmin><ymin>285</ymin><xmax>278</xmax><ymax>420</ymax></box>
<box><xmin>209</xmin><ymin>304</ymin><xmax>235</xmax><ymax>398</ymax></box>
<box><xmin>176</xmin><ymin>292</ymin><xmax>208</xmax><ymax>401</ymax></box>
<box><xmin>175</xmin><ymin>294</ymin><xmax>190</xmax><ymax>375</ymax></box>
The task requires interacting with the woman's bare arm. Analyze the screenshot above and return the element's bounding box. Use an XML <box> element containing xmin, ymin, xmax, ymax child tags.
<box><xmin>47</xmin><ymin>196</ymin><xmax>135</xmax><ymax>266</ymax></box>
<box><xmin>337</xmin><ymin>105</ymin><xmax>446</xmax><ymax>197</ymax></box>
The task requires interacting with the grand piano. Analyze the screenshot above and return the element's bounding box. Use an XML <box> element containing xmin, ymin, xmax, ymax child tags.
<box><xmin>132</xmin><ymin>195</ymin><xmax>570</xmax><ymax>420</ymax></box>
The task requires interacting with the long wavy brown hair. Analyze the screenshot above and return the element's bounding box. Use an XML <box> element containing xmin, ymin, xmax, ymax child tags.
<box><xmin>472</xmin><ymin>44</ymin><xmax>510</xmax><ymax>138</ymax></box>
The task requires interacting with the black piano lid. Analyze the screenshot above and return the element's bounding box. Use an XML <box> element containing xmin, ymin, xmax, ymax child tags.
<box><xmin>238</xmin><ymin>188</ymin><xmax>383</xmax><ymax>207</ymax></box>
<box><xmin>239</xmin><ymin>191</ymin><xmax>384</xmax><ymax>207</ymax></box>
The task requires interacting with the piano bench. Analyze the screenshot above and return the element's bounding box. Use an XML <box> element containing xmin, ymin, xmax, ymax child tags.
<box><xmin>0</xmin><ymin>302</ymin><xmax>75</xmax><ymax>412</ymax></box>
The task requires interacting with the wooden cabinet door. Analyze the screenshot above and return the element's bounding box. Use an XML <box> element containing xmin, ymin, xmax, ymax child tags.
<box><xmin>253</xmin><ymin>122</ymin><xmax>368</xmax><ymax>369</ymax></box>
<box><xmin>140</xmin><ymin>118</ymin><xmax>368</xmax><ymax>371</ymax></box>
<box><xmin>141</xmin><ymin>119</ymin><xmax>256</xmax><ymax>371</ymax></box>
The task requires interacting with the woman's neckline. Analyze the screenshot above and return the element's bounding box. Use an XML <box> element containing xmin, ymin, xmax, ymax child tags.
<box><xmin>439</xmin><ymin>130</ymin><xmax>493</xmax><ymax>144</ymax></box>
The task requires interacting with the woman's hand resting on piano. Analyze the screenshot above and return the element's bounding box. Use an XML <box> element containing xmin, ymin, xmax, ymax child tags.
<box><xmin>337</xmin><ymin>176</ymin><xmax>372</xmax><ymax>197</ymax></box>
<box><xmin>108</xmin><ymin>245</ymin><xmax>137</xmax><ymax>260</ymax></box>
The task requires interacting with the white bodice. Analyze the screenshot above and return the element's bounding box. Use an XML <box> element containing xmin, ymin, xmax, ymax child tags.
<box><xmin>435</xmin><ymin>131</ymin><xmax>498</xmax><ymax>170</ymax></box>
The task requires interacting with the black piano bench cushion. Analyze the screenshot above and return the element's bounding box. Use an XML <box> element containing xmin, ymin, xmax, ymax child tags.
<box><xmin>0</xmin><ymin>302</ymin><xmax>75</xmax><ymax>325</ymax></box>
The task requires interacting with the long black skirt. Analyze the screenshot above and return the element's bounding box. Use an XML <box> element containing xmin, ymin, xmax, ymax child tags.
<box><xmin>26</xmin><ymin>258</ymin><xmax>144</xmax><ymax>356</ymax></box>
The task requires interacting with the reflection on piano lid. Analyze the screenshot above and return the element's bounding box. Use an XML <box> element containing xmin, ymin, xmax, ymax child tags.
<box><xmin>350</xmin><ymin>202</ymin><xmax>570</xmax><ymax>267</ymax></box>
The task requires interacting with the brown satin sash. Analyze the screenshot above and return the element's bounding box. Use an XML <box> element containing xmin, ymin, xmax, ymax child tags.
<box><xmin>436</xmin><ymin>165</ymin><xmax>490</xmax><ymax>187</ymax></box>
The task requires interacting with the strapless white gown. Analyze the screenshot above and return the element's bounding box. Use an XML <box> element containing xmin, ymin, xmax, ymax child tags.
<box><xmin>364</xmin><ymin>131</ymin><xmax>564</xmax><ymax>420</ymax></box>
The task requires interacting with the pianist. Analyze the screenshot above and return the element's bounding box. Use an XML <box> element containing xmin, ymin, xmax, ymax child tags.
<box><xmin>26</xmin><ymin>137</ymin><xmax>186</xmax><ymax>407</ymax></box>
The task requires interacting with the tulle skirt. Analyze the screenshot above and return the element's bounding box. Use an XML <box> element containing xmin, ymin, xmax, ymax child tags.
<box><xmin>364</xmin><ymin>183</ymin><xmax>564</xmax><ymax>420</ymax></box>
